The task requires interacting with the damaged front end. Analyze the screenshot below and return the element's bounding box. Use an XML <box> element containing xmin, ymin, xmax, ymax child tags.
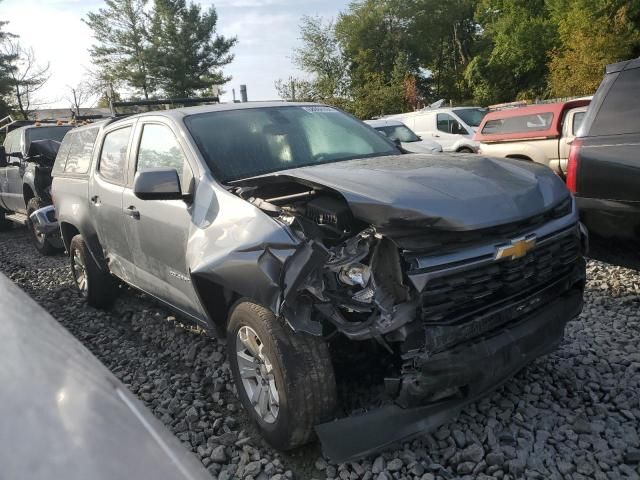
<box><xmin>231</xmin><ymin>176</ymin><xmax>587</xmax><ymax>461</ymax></box>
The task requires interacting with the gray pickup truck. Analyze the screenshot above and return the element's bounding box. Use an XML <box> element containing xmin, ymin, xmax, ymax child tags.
<box><xmin>0</xmin><ymin>122</ymin><xmax>73</xmax><ymax>253</ymax></box>
<box><xmin>50</xmin><ymin>103</ymin><xmax>587</xmax><ymax>460</ymax></box>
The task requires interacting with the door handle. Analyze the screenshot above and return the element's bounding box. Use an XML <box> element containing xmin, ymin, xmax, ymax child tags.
<box><xmin>125</xmin><ymin>205</ymin><xmax>140</xmax><ymax>220</ymax></box>
<box><xmin>90</xmin><ymin>195</ymin><xmax>100</xmax><ymax>205</ymax></box>
<box><xmin>433</xmin><ymin>134</ymin><xmax>440</xmax><ymax>138</ymax></box>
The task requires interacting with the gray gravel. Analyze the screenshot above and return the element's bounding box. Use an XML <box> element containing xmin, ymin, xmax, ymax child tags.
<box><xmin>1</xmin><ymin>226</ymin><xmax>640</xmax><ymax>480</ymax></box>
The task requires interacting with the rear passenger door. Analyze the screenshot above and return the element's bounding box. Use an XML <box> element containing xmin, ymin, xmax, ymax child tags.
<box><xmin>122</xmin><ymin>120</ymin><xmax>202</xmax><ymax>319</ymax></box>
<box><xmin>89</xmin><ymin>121</ymin><xmax>136</xmax><ymax>281</ymax></box>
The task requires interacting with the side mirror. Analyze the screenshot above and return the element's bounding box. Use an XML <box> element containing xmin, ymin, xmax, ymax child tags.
<box><xmin>392</xmin><ymin>137</ymin><xmax>402</xmax><ymax>148</ymax></box>
<box><xmin>0</xmin><ymin>146</ymin><xmax>6</xmax><ymax>167</ymax></box>
<box><xmin>133</xmin><ymin>168</ymin><xmax>183</xmax><ymax>201</ymax></box>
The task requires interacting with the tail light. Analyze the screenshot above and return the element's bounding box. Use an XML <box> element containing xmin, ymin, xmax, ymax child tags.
<box><xmin>566</xmin><ymin>138</ymin><xmax>582</xmax><ymax>193</ymax></box>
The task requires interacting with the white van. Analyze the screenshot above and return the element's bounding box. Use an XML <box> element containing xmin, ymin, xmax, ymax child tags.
<box><xmin>386</xmin><ymin>106</ymin><xmax>487</xmax><ymax>153</ymax></box>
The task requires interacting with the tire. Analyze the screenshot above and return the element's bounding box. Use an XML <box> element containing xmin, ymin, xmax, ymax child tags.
<box><xmin>457</xmin><ymin>147</ymin><xmax>474</xmax><ymax>154</ymax></box>
<box><xmin>227</xmin><ymin>301</ymin><xmax>336</xmax><ymax>450</ymax></box>
<box><xmin>69</xmin><ymin>234</ymin><xmax>119</xmax><ymax>309</ymax></box>
<box><xmin>26</xmin><ymin>197</ymin><xmax>60</xmax><ymax>255</ymax></box>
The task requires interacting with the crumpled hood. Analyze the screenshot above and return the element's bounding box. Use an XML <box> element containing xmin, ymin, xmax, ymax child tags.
<box><xmin>272</xmin><ymin>154</ymin><xmax>570</xmax><ymax>231</ymax></box>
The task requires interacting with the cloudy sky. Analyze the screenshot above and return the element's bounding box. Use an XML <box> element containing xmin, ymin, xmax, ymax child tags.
<box><xmin>2</xmin><ymin>0</ymin><xmax>349</xmax><ymax>107</ymax></box>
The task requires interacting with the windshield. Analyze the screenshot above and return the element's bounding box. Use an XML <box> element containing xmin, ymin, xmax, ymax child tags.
<box><xmin>374</xmin><ymin>124</ymin><xmax>420</xmax><ymax>143</ymax></box>
<box><xmin>455</xmin><ymin>108</ymin><xmax>487</xmax><ymax>127</ymax></box>
<box><xmin>26</xmin><ymin>126</ymin><xmax>73</xmax><ymax>144</ymax></box>
<box><xmin>185</xmin><ymin>106</ymin><xmax>398</xmax><ymax>182</ymax></box>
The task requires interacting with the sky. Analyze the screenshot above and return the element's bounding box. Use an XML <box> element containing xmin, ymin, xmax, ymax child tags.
<box><xmin>1</xmin><ymin>0</ymin><xmax>350</xmax><ymax>108</ymax></box>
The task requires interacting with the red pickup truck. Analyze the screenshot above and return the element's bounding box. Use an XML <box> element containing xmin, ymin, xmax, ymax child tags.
<box><xmin>474</xmin><ymin>99</ymin><xmax>591</xmax><ymax>177</ymax></box>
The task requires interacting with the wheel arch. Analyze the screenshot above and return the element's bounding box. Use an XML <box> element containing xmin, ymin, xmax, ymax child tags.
<box><xmin>506</xmin><ymin>154</ymin><xmax>534</xmax><ymax>162</ymax></box>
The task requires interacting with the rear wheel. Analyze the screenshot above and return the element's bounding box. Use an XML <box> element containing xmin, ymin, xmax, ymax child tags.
<box><xmin>26</xmin><ymin>197</ymin><xmax>59</xmax><ymax>255</ymax></box>
<box><xmin>69</xmin><ymin>234</ymin><xmax>118</xmax><ymax>308</ymax></box>
<box><xmin>227</xmin><ymin>301</ymin><xmax>336</xmax><ymax>450</ymax></box>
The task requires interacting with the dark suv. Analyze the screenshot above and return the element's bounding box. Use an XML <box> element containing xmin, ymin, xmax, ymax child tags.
<box><xmin>567</xmin><ymin>57</ymin><xmax>640</xmax><ymax>268</ymax></box>
<box><xmin>0</xmin><ymin>122</ymin><xmax>73</xmax><ymax>253</ymax></box>
<box><xmin>51</xmin><ymin>103</ymin><xmax>586</xmax><ymax>460</ymax></box>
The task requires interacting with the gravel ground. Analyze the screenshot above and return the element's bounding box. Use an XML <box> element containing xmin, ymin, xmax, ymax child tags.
<box><xmin>1</xmin><ymin>226</ymin><xmax>640</xmax><ymax>480</ymax></box>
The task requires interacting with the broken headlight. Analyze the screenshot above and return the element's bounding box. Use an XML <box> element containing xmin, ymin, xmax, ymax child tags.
<box><xmin>338</xmin><ymin>263</ymin><xmax>371</xmax><ymax>288</ymax></box>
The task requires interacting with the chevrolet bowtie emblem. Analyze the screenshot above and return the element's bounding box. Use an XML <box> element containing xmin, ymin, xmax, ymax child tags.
<box><xmin>495</xmin><ymin>235</ymin><xmax>537</xmax><ymax>261</ymax></box>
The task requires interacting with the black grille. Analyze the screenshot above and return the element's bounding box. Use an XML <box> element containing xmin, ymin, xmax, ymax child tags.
<box><xmin>418</xmin><ymin>230</ymin><xmax>581</xmax><ymax>325</ymax></box>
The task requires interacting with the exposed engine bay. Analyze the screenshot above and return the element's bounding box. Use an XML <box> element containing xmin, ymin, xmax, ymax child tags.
<box><xmin>233</xmin><ymin>178</ymin><xmax>418</xmax><ymax>347</ymax></box>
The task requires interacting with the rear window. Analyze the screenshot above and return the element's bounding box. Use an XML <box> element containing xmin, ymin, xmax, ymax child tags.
<box><xmin>572</xmin><ymin>112</ymin><xmax>586</xmax><ymax>136</ymax></box>
<box><xmin>588</xmin><ymin>67</ymin><xmax>640</xmax><ymax>136</ymax></box>
<box><xmin>481</xmin><ymin>112</ymin><xmax>554</xmax><ymax>135</ymax></box>
<box><xmin>53</xmin><ymin>127</ymin><xmax>99</xmax><ymax>176</ymax></box>
<box><xmin>26</xmin><ymin>126</ymin><xmax>73</xmax><ymax>145</ymax></box>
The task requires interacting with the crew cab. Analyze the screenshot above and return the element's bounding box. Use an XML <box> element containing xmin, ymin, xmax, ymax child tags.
<box><xmin>567</xmin><ymin>58</ymin><xmax>640</xmax><ymax>269</ymax></box>
<box><xmin>0</xmin><ymin>121</ymin><xmax>73</xmax><ymax>253</ymax></box>
<box><xmin>51</xmin><ymin>103</ymin><xmax>586</xmax><ymax>460</ymax></box>
<box><xmin>475</xmin><ymin>100</ymin><xmax>590</xmax><ymax>177</ymax></box>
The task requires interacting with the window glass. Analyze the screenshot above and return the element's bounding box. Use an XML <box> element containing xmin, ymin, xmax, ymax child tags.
<box><xmin>454</xmin><ymin>108</ymin><xmax>487</xmax><ymax>127</ymax></box>
<box><xmin>481</xmin><ymin>112</ymin><xmax>554</xmax><ymax>135</ymax></box>
<box><xmin>184</xmin><ymin>106</ymin><xmax>397</xmax><ymax>182</ymax></box>
<box><xmin>375</xmin><ymin>125</ymin><xmax>420</xmax><ymax>142</ymax></box>
<box><xmin>99</xmin><ymin>127</ymin><xmax>131</xmax><ymax>183</ymax></box>
<box><xmin>52</xmin><ymin>132</ymin><xmax>73</xmax><ymax>176</ymax></box>
<box><xmin>3</xmin><ymin>131</ymin><xmax>17</xmax><ymax>155</ymax></box>
<box><xmin>63</xmin><ymin>127</ymin><xmax>99</xmax><ymax>174</ymax></box>
<box><xmin>137</xmin><ymin>124</ymin><xmax>188</xmax><ymax>185</ymax></box>
<box><xmin>26</xmin><ymin>126</ymin><xmax>73</xmax><ymax>144</ymax></box>
<box><xmin>572</xmin><ymin>112</ymin><xmax>586</xmax><ymax>136</ymax></box>
<box><xmin>589</xmin><ymin>67</ymin><xmax>640</xmax><ymax>136</ymax></box>
<box><xmin>437</xmin><ymin>113</ymin><xmax>467</xmax><ymax>134</ymax></box>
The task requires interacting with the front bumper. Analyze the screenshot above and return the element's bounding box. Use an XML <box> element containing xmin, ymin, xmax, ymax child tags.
<box><xmin>316</xmin><ymin>276</ymin><xmax>584</xmax><ymax>462</ymax></box>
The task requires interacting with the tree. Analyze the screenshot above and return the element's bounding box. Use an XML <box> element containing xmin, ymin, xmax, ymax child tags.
<box><xmin>291</xmin><ymin>15</ymin><xmax>349</xmax><ymax>101</ymax></box>
<box><xmin>2</xmin><ymin>40</ymin><xmax>50</xmax><ymax>119</ymax></box>
<box><xmin>0</xmin><ymin>14</ymin><xmax>17</xmax><ymax>118</ymax></box>
<box><xmin>274</xmin><ymin>77</ymin><xmax>316</xmax><ymax>102</ymax></box>
<box><xmin>84</xmin><ymin>0</ymin><xmax>155</xmax><ymax>99</ymax></box>
<box><xmin>148</xmin><ymin>0</ymin><xmax>236</xmax><ymax>97</ymax></box>
<box><xmin>548</xmin><ymin>0</ymin><xmax>640</xmax><ymax>96</ymax></box>
<box><xmin>465</xmin><ymin>0</ymin><xmax>557</xmax><ymax>104</ymax></box>
<box><xmin>66</xmin><ymin>82</ymin><xmax>98</xmax><ymax>117</ymax></box>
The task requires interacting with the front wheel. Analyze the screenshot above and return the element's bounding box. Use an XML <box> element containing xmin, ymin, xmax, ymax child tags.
<box><xmin>26</xmin><ymin>197</ymin><xmax>60</xmax><ymax>255</ymax></box>
<box><xmin>69</xmin><ymin>234</ymin><xmax>119</xmax><ymax>309</ymax></box>
<box><xmin>457</xmin><ymin>147</ymin><xmax>475</xmax><ymax>154</ymax></box>
<box><xmin>227</xmin><ymin>301</ymin><xmax>336</xmax><ymax>450</ymax></box>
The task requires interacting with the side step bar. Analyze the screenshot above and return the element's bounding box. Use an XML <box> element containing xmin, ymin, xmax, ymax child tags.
<box><xmin>4</xmin><ymin>213</ymin><xmax>29</xmax><ymax>226</ymax></box>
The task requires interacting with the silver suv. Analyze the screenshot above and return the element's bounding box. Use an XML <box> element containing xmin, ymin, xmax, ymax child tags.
<box><xmin>51</xmin><ymin>102</ymin><xmax>586</xmax><ymax>460</ymax></box>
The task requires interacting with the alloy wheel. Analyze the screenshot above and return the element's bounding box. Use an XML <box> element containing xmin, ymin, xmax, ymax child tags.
<box><xmin>235</xmin><ymin>325</ymin><xmax>280</xmax><ymax>423</ymax></box>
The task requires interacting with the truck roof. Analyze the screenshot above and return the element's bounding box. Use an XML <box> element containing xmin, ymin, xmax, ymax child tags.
<box><xmin>474</xmin><ymin>99</ymin><xmax>590</xmax><ymax>143</ymax></box>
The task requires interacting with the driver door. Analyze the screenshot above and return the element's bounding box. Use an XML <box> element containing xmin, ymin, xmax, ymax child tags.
<box><xmin>2</xmin><ymin>130</ymin><xmax>26</xmax><ymax>213</ymax></box>
<box><xmin>433</xmin><ymin>113</ymin><xmax>468</xmax><ymax>151</ymax></box>
<box><xmin>122</xmin><ymin>120</ymin><xmax>203</xmax><ymax>319</ymax></box>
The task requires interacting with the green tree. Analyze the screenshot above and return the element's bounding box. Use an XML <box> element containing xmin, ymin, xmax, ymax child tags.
<box><xmin>148</xmin><ymin>0</ymin><xmax>236</xmax><ymax>97</ymax></box>
<box><xmin>290</xmin><ymin>15</ymin><xmax>349</xmax><ymax>101</ymax></box>
<box><xmin>0</xmin><ymin>11</ymin><xmax>17</xmax><ymax>118</ymax></box>
<box><xmin>84</xmin><ymin>0</ymin><xmax>155</xmax><ymax>99</ymax></box>
<box><xmin>464</xmin><ymin>0</ymin><xmax>557</xmax><ymax>105</ymax></box>
<box><xmin>548</xmin><ymin>0</ymin><xmax>640</xmax><ymax>96</ymax></box>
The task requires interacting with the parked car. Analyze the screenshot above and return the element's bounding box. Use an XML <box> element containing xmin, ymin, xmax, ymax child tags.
<box><xmin>0</xmin><ymin>272</ymin><xmax>210</xmax><ymax>480</ymax></box>
<box><xmin>385</xmin><ymin>106</ymin><xmax>487</xmax><ymax>152</ymax></box>
<box><xmin>0</xmin><ymin>121</ymin><xmax>73</xmax><ymax>253</ymax></box>
<box><xmin>50</xmin><ymin>102</ymin><xmax>586</xmax><ymax>460</ymax></box>
<box><xmin>364</xmin><ymin>119</ymin><xmax>442</xmax><ymax>153</ymax></box>
<box><xmin>474</xmin><ymin>99</ymin><xmax>590</xmax><ymax>177</ymax></box>
<box><xmin>567</xmin><ymin>57</ymin><xmax>640</xmax><ymax>269</ymax></box>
